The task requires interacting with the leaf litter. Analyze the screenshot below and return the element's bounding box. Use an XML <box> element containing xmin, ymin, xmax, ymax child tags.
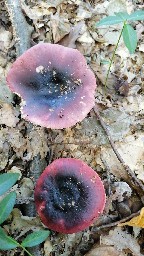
<box><xmin>0</xmin><ymin>0</ymin><xmax>144</xmax><ymax>255</ymax></box>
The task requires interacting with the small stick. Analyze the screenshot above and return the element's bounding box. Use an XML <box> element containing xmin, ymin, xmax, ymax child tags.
<box><xmin>91</xmin><ymin>210</ymin><xmax>140</xmax><ymax>232</ymax></box>
<box><xmin>93</xmin><ymin>106</ymin><xmax>144</xmax><ymax>194</ymax></box>
<box><xmin>5</xmin><ymin>0</ymin><xmax>33</xmax><ymax>56</ymax></box>
<box><xmin>100</xmin><ymin>154</ymin><xmax>111</xmax><ymax>197</ymax></box>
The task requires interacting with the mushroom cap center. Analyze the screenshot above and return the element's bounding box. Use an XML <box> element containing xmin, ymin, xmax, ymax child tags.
<box><xmin>39</xmin><ymin>173</ymin><xmax>89</xmax><ymax>228</ymax></box>
<box><xmin>24</xmin><ymin>66</ymin><xmax>82</xmax><ymax>109</ymax></box>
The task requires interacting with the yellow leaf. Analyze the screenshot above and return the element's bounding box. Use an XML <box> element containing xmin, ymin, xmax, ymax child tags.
<box><xmin>118</xmin><ymin>207</ymin><xmax>144</xmax><ymax>228</ymax></box>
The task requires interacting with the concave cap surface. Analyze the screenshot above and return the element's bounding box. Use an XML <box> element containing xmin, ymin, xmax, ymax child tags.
<box><xmin>6</xmin><ymin>43</ymin><xmax>96</xmax><ymax>129</ymax></box>
<box><xmin>34</xmin><ymin>158</ymin><xmax>106</xmax><ymax>234</ymax></box>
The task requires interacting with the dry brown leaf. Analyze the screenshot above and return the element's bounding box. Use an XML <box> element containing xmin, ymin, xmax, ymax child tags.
<box><xmin>107</xmin><ymin>0</ymin><xmax>127</xmax><ymax>15</ymax></box>
<box><xmin>59</xmin><ymin>21</ymin><xmax>85</xmax><ymax>48</ymax></box>
<box><xmin>77</xmin><ymin>30</ymin><xmax>94</xmax><ymax>44</ymax></box>
<box><xmin>97</xmin><ymin>133</ymin><xmax>144</xmax><ymax>182</ymax></box>
<box><xmin>119</xmin><ymin>207</ymin><xmax>144</xmax><ymax>228</ymax></box>
<box><xmin>139</xmin><ymin>43</ymin><xmax>144</xmax><ymax>52</ymax></box>
<box><xmin>0</xmin><ymin>77</ymin><xmax>13</xmax><ymax>103</ymax></box>
<box><xmin>44</xmin><ymin>240</ymin><xmax>53</xmax><ymax>256</ymax></box>
<box><xmin>26</xmin><ymin>127</ymin><xmax>49</xmax><ymax>160</ymax></box>
<box><xmin>76</xmin><ymin>3</ymin><xmax>92</xmax><ymax>20</ymax></box>
<box><xmin>0</xmin><ymin>27</ymin><xmax>12</xmax><ymax>50</ymax></box>
<box><xmin>9</xmin><ymin>208</ymin><xmax>43</xmax><ymax>238</ymax></box>
<box><xmin>90</xmin><ymin>61</ymin><xmax>117</xmax><ymax>87</ymax></box>
<box><xmin>84</xmin><ymin>245</ymin><xmax>126</xmax><ymax>256</ymax></box>
<box><xmin>50</xmin><ymin>13</ymin><xmax>70</xmax><ymax>43</ymax></box>
<box><xmin>101</xmin><ymin>227</ymin><xmax>142</xmax><ymax>256</ymax></box>
<box><xmin>0</xmin><ymin>103</ymin><xmax>19</xmax><ymax>127</ymax></box>
<box><xmin>21</xmin><ymin>1</ymin><xmax>56</xmax><ymax>21</ymax></box>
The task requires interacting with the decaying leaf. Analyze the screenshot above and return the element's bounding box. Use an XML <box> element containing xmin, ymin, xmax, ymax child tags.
<box><xmin>112</xmin><ymin>182</ymin><xmax>132</xmax><ymax>202</ymax></box>
<box><xmin>85</xmin><ymin>245</ymin><xmax>126</xmax><ymax>256</ymax></box>
<box><xmin>26</xmin><ymin>127</ymin><xmax>49</xmax><ymax>160</ymax></box>
<box><xmin>59</xmin><ymin>21</ymin><xmax>85</xmax><ymax>48</ymax></box>
<box><xmin>107</xmin><ymin>0</ymin><xmax>128</xmax><ymax>15</ymax></box>
<box><xmin>16</xmin><ymin>178</ymin><xmax>34</xmax><ymax>201</ymax></box>
<box><xmin>0</xmin><ymin>103</ymin><xmax>20</xmax><ymax>127</ymax></box>
<box><xmin>9</xmin><ymin>208</ymin><xmax>42</xmax><ymax>238</ymax></box>
<box><xmin>1</xmin><ymin>0</ymin><xmax>143</xmax><ymax>255</ymax></box>
<box><xmin>0</xmin><ymin>72</ymin><xmax>13</xmax><ymax>104</ymax></box>
<box><xmin>97</xmin><ymin>133</ymin><xmax>144</xmax><ymax>181</ymax></box>
<box><xmin>76</xmin><ymin>3</ymin><xmax>92</xmax><ymax>20</ymax></box>
<box><xmin>0</xmin><ymin>27</ymin><xmax>12</xmax><ymax>50</ymax></box>
<box><xmin>50</xmin><ymin>13</ymin><xmax>70</xmax><ymax>43</ymax></box>
<box><xmin>119</xmin><ymin>207</ymin><xmax>144</xmax><ymax>228</ymax></box>
<box><xmin>90</xmin><ymin>61</ymin><xmax>118</xmax><ymax>87</ymax></box>
<box><xmin>21</xmin><ymin>1</ymin><xmax>57</xmax><ymax>21</ymax></box>
<box><xmin>101</xmin><ymin>227</ymin><xmax>142</xmax><ymax>256</ymax></box>
<box><xmin>0</xmin><ymin>137</ymin><xmax>9</xmax><ymax>171</ymax></box>
<box><xmin>115</xmin><ymin>78</ymin><xmax>129</xmax><ymax>96</ymax></box>
<box><xmin>44</xmin><ymin>240</ymin><xmax>53</xmax><ymax>255</ymax></box>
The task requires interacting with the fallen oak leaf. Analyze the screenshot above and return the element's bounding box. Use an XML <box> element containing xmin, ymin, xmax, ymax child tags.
<box><xmin>118</xmin><ymin>207</ymin><xmax>144</xmax><ymax>228</ymax></box>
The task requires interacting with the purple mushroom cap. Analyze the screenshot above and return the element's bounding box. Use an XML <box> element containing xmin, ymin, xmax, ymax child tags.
<box><xmin>6</xmin><ymin>43</ymin><xmax>96</xmax><ymax>129</ymax></box>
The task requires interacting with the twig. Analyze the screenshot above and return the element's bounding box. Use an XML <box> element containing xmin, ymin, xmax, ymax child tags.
<box><xmin>5</xmin><ymin>0</ymin><xmax>33</xmax><ymax>56</ymax></box>
<box><xmin>100</xmin><ymin>154</ymin><xmax>111</xmax><ymax>196</ymax></box>
<box><xmin>93</xmin><ymin>106</ymin><xmax>144</xmax><ymax>197</ymax></box>
<box><xmin>91</xmin><ymin>210</ymin><xmax>140</xmax><ymax>232</ymax></box>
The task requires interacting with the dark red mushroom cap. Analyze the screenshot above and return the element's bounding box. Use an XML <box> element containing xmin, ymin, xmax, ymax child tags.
<box><xmin>34</xmin><ymin>158</ymin><xmax>106</xmax><ymax>234</ymax></box>
<box><xmin>6</xmin><ymin>43</ymin><xmax>96</xmax><ymax>129</ymax></box>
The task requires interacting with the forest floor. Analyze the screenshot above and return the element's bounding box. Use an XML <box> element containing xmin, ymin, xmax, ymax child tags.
<box><xmin>0</xmin><ymin>0</ymin><xmax>144</xmax><ymax>255</ymax></box>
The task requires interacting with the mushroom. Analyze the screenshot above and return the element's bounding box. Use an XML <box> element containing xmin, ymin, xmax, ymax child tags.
<box><xmin>34</xmin><ymin>158</ymin><xmax>106</xmax><ymax>234</ymax></box>
<box><xmin>6</xmin><ymin>43</ymin><xmax>96</xmax><ymax>129</ymax></box>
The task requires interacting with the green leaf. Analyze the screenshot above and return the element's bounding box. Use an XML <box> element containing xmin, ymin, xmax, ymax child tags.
<box><xmin>122</xmin><ymin>24</ymin><xmax>137</xmax><ymax>54</ymax></box>
<box><xmin>115</xmin><ymin>12</ymin><xmax>130</xmax><ymax>20</ymax></box>
<box><xmin>21</xmin><ymin>230</ymin><xmax>50</xmax><ymax>248</ymax></box>
<box><xmin>128</xmin><ymin>10</ymin><xmax>144</xmax><ymax>21</ymax></box>
<box><xmin>0</xmin><ymin>192</ymin><xmax>16</xmax><ymax>224</ymax></box>
<box><xmin>0</xmin><ymin>227</ymin><xmax>18</xmax><ymax>250</ymax></box>
<box><xmin>96</xmin><ymin>15</ymin><xmax>124</xmax><ymax>26</ymax></box>
<box><xmin>0</xmin><ymin>173</ymin><xmax>19</xmax><ymax>196</ymax></box>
